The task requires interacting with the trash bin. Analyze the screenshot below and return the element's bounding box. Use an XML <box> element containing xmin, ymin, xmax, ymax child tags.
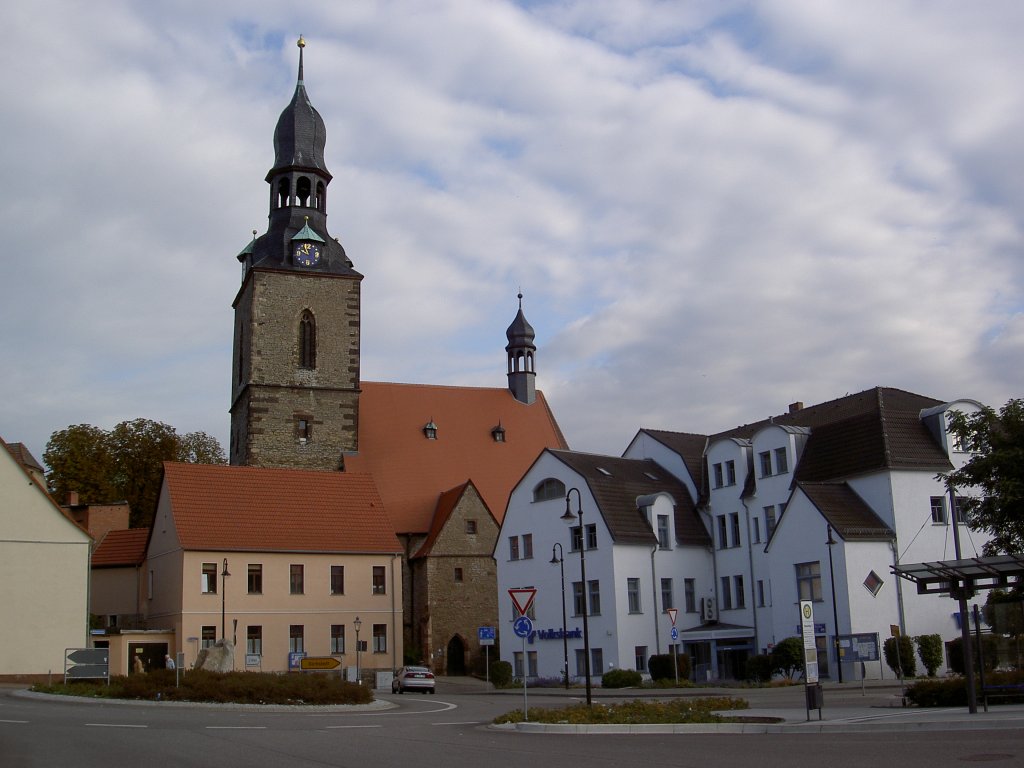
<box><xmin>806</xmin><ymin>683</ymin><xmax>824</xmax><ymax>709</ymax></box>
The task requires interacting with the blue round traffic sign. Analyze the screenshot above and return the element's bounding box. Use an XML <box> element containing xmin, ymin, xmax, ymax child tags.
<box><xmin>513</xmin><ymin>616</ymin><xmax>534</xmax><ymax>638</ymax></box>
<box><xmin>670</xmin><ymin>627</ymin><xmax>679</xmax><ymax>641</ymax></box>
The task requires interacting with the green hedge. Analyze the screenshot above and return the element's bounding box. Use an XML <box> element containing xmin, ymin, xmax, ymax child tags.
<box><xmin>601</xmin><ymin>668</ymin><xmax>643</xmax><ymax>688</ymax></box>
<box><xmin>648</xmin><ymin>652</ymin><xmax>691</xmax><ymax>681</ymax></box>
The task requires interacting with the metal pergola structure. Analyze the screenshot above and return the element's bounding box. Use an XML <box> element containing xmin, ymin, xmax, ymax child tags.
<box><xmin>892</xmin><ymin>553</ymin><xmax>1024</xmax><ymax>714</ymax></box>
<box><xmin>892</xmin><ymin>554</ymin><xmax>1024</xmax><ymax>596</ymax></box>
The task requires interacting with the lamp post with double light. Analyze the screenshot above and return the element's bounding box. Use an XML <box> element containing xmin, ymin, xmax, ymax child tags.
<box><xmin>550</xmin><ymin>542</ymin><xmax>569</xmax><ymax>690</ymax></box>
<box><xmin>562</xmin><ymin>487</ymin><xmax>592</xmax><ymax>706</ymax></box>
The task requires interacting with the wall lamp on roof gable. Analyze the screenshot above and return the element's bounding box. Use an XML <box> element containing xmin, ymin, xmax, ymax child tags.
<box><xmin>423</xmin><ymin>419</ymin><xmax>438</xmax><ymax>440</ymax></box>
<box><xmin>491</xmin><ymin>423</ymin><xmax>506</xmax><ymax>443</ymax></box>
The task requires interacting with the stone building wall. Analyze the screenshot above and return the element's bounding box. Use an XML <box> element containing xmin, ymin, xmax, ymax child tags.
<box><xmin>230</xmin><ymin>268</ymin><xmax>361</xmax><ymax>469</ymax></box>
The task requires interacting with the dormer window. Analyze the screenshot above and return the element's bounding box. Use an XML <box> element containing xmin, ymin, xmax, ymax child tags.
<box><xmin>491</xmin><ymin>424</ymin><xmax>506</xmax><ymax>443</ymax></box>
<box><xmin>423</xmin><ymin>420</ymin><xmax>438</xmax><ymax>440</ymax></box>
<box><xmin>532</xmin><ymin>477</ymin><xmax>565</xmax><ymax>502</ymax></box>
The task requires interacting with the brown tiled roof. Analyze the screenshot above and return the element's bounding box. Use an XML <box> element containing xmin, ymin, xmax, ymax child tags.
<box><xmin>345</xmin><ymin>382</ymin><xmax>568</xmax><ymax>533</ymax></box>
<box><xmin>4</xmin><ymin>442</ymin><xmax>44</xmax><ymax>473</ymax></box>
<box><xmin>92</xmin><ymin>528</ymin><xmax>150</xmax><ymax>567</ymax></box>
<box><xmin>795</xmin><ymin>482</ymin><xmax>895</xmax><ymax>541</ymax></box>
<box><xmin>636</xmin><ymin>430</ymin><xmax>707</xmax><ymax>489</ymax></box>
<box><xmin>162</xmin><ymin>463</ymin><xmax>400</xmax><ymax>553</ymax></box>
<box><xmin>549</xmin><ymin>450</ymin><xmax>709</xmax><ymax>547</ymax></box>
<box><xmin>712</xmin><ymin>388</ymin><xmax>950</xmax><ymax>482</ymax></box>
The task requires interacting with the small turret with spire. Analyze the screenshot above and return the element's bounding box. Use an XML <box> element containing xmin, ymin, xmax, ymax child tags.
<box><xmin>505</xmin><ymin>292</ymin><xmax>537</xmax><ymax>405</ymax></box>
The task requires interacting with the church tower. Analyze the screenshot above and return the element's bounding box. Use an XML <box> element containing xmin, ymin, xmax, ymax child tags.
<box><xmin>505</xmin><ymin>293</ymin><xmax>536</xmax><ymax>405</ymax></box>
<box><xmin>230</xmin><ymin>37</ymin><xmax>361</xmax><ymax>470</ymax></box>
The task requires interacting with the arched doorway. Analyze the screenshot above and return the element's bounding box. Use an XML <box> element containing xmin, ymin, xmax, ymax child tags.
<box><xmin>446</xmin><ymin>635</ymin><xmax>466</xmax><ymax>676</ymax></box>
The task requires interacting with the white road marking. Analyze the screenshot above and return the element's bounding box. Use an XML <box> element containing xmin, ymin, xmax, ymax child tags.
<box><xmin>0</xmin><ymin>719</ymin><xmax>29</xmax><ymax>724</ymax></box>
<box><xmin>206</xmin><ymin>726</ymin><xmax>268</xmax><ymax>730</ymax></box>
<box><xmin>432</xmin><ymin>721</ymin><xmax>480</xmax><ymax>726</ymax></box>
<box><xmin>86</xmin><ymin>723</ymin><xmax>148</xmax><ymax>728</ymax></box>
<box><xmin>324</xmin><ymin>725</ymin><xmax>382</xmax><ymax>729</ymax></box>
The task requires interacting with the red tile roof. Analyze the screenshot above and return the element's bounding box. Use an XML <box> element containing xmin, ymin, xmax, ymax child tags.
<box><xmin>92</xmin><ymin>528</ymin><xmax>150</xmax><ymax>567</ymax></box>
<box><xmin>345</xmin><ymin>382</ymin><xmax>568</xmax><ymax>533</ymax></box>
<box><xmin>162</xmin><ymin>462</ymin><xmax>401</xmax><ymax>553</ymax></box>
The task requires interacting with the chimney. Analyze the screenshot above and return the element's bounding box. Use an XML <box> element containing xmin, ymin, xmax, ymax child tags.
<box><xmin>788</xmin><ymin>401</ymin><xmax>804</xmax><ymax>414</ymax></box>
<box><xmin>67</xmin><ymin>491</ymin><xmax>80</xmax><ymax>506</ymax></box>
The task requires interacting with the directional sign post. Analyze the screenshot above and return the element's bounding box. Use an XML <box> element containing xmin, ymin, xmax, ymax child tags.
<box><xmin>65</xmin><ymin>648</ymin><xmax>109</xmax><ymax>684</ymax></box>
<box><xmin>512</xmin><ymin>616</ymin><xmax>534</xmax><ymax>721</ymax></box>
<box><xmin>300</xmin><ymin>656</ymin><xmax>342</xmax><ymax>671</ymax></box>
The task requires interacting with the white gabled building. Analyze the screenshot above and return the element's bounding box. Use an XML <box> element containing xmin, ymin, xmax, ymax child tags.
<box><xmin>496</xmin><ymin>449</ymin><xmax>709</xmax><ymax>682</ymax></box>
<box><xmin>628</xmin><ymin>388</ymin><xmax>989</xmax><ymax>680</ymax></box>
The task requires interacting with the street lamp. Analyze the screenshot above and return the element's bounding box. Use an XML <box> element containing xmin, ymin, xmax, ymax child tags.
<box><xmin>354</xmin><ymin>616</ymin><xmax>363</xmax><ymax>684</ymax></box>
<box><xmin>562</xmin><ymin>487</ymin><xmax>592</xmax><ymax>706</ymax></box>
<box><xmin>550</xmin><ymin>543</ymin><xmax>569</xmax><ymax>690</ymax></box>
<box><xmin>826</xmin><ymin>526</ymin><xmax>843</xmax><ymax>683</ymax></box>
<box><xmin>220</xmin><ymin>558</ymin><xmax>230</xmax><ymax>642</ymax></box>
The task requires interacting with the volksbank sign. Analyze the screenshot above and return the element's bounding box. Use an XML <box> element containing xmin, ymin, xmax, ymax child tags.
<box><xmin>524</xmin><ymin>627</ymin><xmax>584</xmax><ymax>644</ymax></box>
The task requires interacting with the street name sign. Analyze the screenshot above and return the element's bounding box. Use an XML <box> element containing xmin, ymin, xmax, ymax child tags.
<box><xmin>300</xmin><ymin>656</ymin><xmax>342</xmax><ymax>671</ymax></box>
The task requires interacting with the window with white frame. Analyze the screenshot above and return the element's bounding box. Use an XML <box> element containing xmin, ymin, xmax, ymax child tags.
<box><xmin>756</xmin><ymin>579</ymin><xmax>766</xmax><ymax>607</ymax></box>
<box><xmin>661</xmin><ymin>578</ymin><xmax>674</xmax><ymax>611</ymax></box>
<box><xmin>201</xmin><ymin>563</ymin><xmax>217</xmax><ymax>594</ymax></box>
<box><xmin>930</xmin><ymin>496</ymin><xmax>947</xmax><ymax>524</ymax></box>
<box><xmin>586</xmin><ymin>524</ymin><xmax>598</xmax><ymax>549</ymax></box>
<box><xmin>713</xmin><ymin>463</ymin><xmax>723</xmax><ymax>488</ymax></box>
<box><xmin>752</xmin><ymin>517</ymin><xmax>761</xmax><ymax>544</ymax></box>
<box><xmin>627</xmin><ymin>578</ymin><xmax>642</xmax><ymax>613</ymax></box>
<box><xmin>290</xmin><ymin>564</ymin><xmax>304</xmax><ymax>595</ymax></box>
<box><xmin>759</xmin><ymin>451</ymin><xmax>772</xmax><ymax>477</ymax></box>
<box><xmin>634</xmin><ymin>645</ymin><xmax>648</xmax><ymax>672</ymax></box>
<box><xmin>588</xmin><ymin>580</ymin><xmax>601</xmax><ymax>615</ymax></box>
<box><xmin>717</xmin><ymin>515</ymin><xmax>728</xmax><ymax>549</ymax></box>
<box><xmin>289</xmin><ymin>624</ymin><xmax>304</xmax><ymax>653</ymax></box>
<box><xmin>372</xmin><ymin>565</ymin><xmax>386</xmax><ymax>594</ymax></box>
<box><xmin>720</xmin><ymin>576</ymin><xmax>733</xmax><ymax>610</ymax></box>
<box><xmin>331</xmin><ymin>624</ymin><xmax>345</xmax><ymax>654</ymax></box>
<box><xmin>729</xmin><ymin>512</ymin><xmax>741</xmax><ymax>547</ymax></box>
<box><xmin>331</xmin><ymin>565</ymin><xmax>344</xmax><ymax>595</ymax></box>
<box><xmin>247</xmin><ymin>625</ymin><xmax>262</xmax><ymax>655</ymax></box>
<box><xmin>863</xmin><ymin>571</ymin><xmax>884</xmax><ymax>596</ymax></box>
<box><xmin>533</xmin><ymin>477</ymin><xmax>566</xmax><ymax>502</ymax></box>
<box><xmin>796</xmin><ymin>561</ymin><xmax>822</xmax><ymax>601</ymax></box>
<box><xmin>572</xmin><ymin>581</ymin><xmax>585</xmax><ymax>615</ymax></box>
<box><xmin>202</xmin><ymin>625</ymin><xmax>216</xmax><ymax>648</ymax></box>
<box><xmin>764</xmin><ymin>505</ymin><xmax>777</xmax><ymax>538</ymax></box>
<box><xmin>725</xmin><ymin>460</ymin><xmax>736</xmax><ymax>485</ymax></box>
<box><xmin>372</xmin><ymin>624</ymin><xmax>387</xmax><ymax>653</ymax></box>
<box><xmin>522</xmin><ymin>533</ymin><xmax>533</xmax><ymax>559</ymax></box>
<box><xmin>248</xmin><ymin>564</ymin><xmax>263</xmax><ymax>594</ymax></box>
<box><xmin>657</xmin><ymin>514</ymin><xmax>671</xmax><ymax>549</ymax></box>
<box><xmin>684</xmin><ymin>578</ymin><xmax>696</xmax><ymax>613</ymax></box>
<box><xmin>509</xmin><ymin>536</ymin><xmax>520</xmax><ymax>560</ymax></box>
<box><xmin>774</xmin><ymin>447</ymin><xmax>788</xmax><ymax>474</ymax></box>
<box><xmin>734</xmin><ymin>575</ymin><xmax>745</xmax><ymax>608</ymax></box>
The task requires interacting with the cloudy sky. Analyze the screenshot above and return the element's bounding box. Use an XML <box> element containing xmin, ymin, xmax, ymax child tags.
<box><xmin>1</xmin><ymin>1</ymin><xmax>1021</xmax><ymax>465</ymax></box>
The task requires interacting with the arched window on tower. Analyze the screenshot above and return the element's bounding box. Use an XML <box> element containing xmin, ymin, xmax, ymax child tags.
<box><xmin>299</xmin><ymin>310</ymin><xmax>316</xmax><ymax>369</ymax></box>
<box><xmin>296</xmin><ymin>176</ymin><xmax>312</xmax><ymax>207</ymax></box>
<box><xmin>277</xmin><ymin>178</ymin><xmax>290</xmax><ymax>208</ymax></box>
<box><xmin>315</xmin><ymin>181</ymin><xmax>325</xmax><ymax>211</ymax></box>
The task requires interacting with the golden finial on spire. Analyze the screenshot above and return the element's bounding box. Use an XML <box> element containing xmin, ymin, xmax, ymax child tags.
<box><xmin>297</xmin><ymin>35</ymin><xmax>306</xmax><ymax>49</ymax></box>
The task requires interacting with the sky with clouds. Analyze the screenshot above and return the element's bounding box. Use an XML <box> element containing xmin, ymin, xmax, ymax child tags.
<box><xmin>1</xmin><ymin>1</ymin><xmax>1021</xmax><ymax>466</ymax></box>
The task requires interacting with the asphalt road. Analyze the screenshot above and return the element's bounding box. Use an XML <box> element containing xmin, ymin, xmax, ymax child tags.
<box><xmin>1</xmin><ymin>683</ymin><xmax>1021</xmax><ymax>768</ymax></box>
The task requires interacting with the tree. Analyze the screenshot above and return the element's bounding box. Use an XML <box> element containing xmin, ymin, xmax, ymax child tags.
<box><xmin>44</xmin><ymin>419</ymin><xmax>225</xmax><ymax>528</ymax></box>
<box><xmin>915</xmin><ymin>634</ymin><xmax>943</xmax><ymax>677</ymax></box>
<box><xmin>883</xmin><ymin>635</ymin><xmax>916</xmax><ymax>677</ymax></box>
<box><xmin>943</xmin><ymin>399</ymin><xmax>1024</xmax><ymax>555</ymax></box>
<box><xmin>770</xmin><ymin>636</ymin><xmax>805</xmax><ymax>679</ymax></box>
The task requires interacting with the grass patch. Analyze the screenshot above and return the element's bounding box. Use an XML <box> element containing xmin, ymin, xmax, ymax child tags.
<box><xmin>494</xmin><ymin>696</ymin><xmax>749</xmax><ymax>725</ymax></box>
<box><xmin>31</xmin><ymin>669</ymin><xmax>372</xmax><ymax>706</ymax></box>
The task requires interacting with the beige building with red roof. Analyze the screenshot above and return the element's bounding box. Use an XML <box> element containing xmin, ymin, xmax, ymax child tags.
<box><xmin>145</xmin><ymin>463</ymin><xmax>403</xmax><ymax>675</ymax></box>
<box><xmin>91</xmin><ymin>528</ymin><xmax>150</xmax><ymax>630</ymax></box>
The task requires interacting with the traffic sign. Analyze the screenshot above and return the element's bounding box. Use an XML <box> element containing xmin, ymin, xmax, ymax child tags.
<box><xmin>300</xmin><ymin>656</ymin><xmax>342</xmax><ymax>671</ymax></box>
<box><xmin>670</xmin><ymin>627</ymin><xmax>679</xmax><ymax>641</ymax></box>
<box><xmin>478</xmin><ymin>626</ymin><xmax>496</xmax><ymax>646</ymax></box>
<box><xmin>666</xmin><ymin>608</ymin><xmax>678</xmax><ymax>626</ymax></box>
<box><xmin>513</xmin><ymin>615</ymin><xmax>534</xmax><ymax>638</ymax></box>
<box><xmin>508</xmin><ymin>587</ymin><xmax>537</xmax><ymax>616</ymax></box>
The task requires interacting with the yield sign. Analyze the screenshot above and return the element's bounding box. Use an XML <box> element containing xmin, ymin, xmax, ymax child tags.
<box><xmin>666</xmin><ymin>608</ymin><xmax>678</xmax><ymax>627</ymax></box>
<box><xmin>508</xmin><ymin>587</ymin><xmax>537</xmax><ymax>616</ymax></box>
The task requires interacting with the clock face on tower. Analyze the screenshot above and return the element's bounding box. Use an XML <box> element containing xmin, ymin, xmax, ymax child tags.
<box><xmin>294</xmin><ymin>241</ymin><xmax>322</xmax><ymax>267</ymax></box>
